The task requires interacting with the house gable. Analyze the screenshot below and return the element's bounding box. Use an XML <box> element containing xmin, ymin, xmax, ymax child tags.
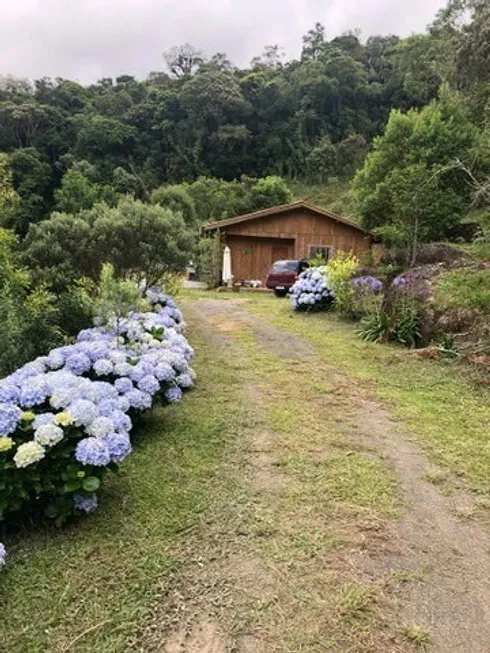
<box><xmin>203</xmin><ymin>200</ymin><xmax>366</xmax><ymax>235</ymax></box>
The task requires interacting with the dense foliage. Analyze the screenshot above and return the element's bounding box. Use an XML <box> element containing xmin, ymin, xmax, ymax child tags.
<box><xmin>0</xmin><ymin>0</ymin><xmax>489</xmax><ymax>241</ymax></box>
<box><xmin>24</xmin><ymin>196</ymin><xmax>194</xmax><ymax>289</ymax></box>
<box><xmin>0</xmin><ymin>287</ymin><xmax>194</xmax><ymax>565</ymax></box>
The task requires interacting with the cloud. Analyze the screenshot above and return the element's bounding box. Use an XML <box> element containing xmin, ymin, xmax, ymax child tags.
<box><xmin>0</xmin><ymin>0</ymin><xmax>447</xmax><ymax>83</ymax></box>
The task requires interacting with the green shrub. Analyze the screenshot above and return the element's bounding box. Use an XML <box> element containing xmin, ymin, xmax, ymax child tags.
<box><xmin>359</xmin><ymin>285</ymin><xmax>422</xmax><ymax>349</ymax></box>
<box><xmin>325</xmin><ymin>251</ymin><xmax>359</xmax><ymax>316</ymax></box>
<box><xmin>393</xmin><ymin>297</ymin><xmax>422</xmax><ymax>347</ymax></box>
<box><xmin>0</xmin><ymin>229</ymin><xmax>67</xmax><ymax>376</ymax></box>
<box><xmin>359</xmin><ymin>310</ymin><xmax>390</xmax><ymax>343</ymax></box>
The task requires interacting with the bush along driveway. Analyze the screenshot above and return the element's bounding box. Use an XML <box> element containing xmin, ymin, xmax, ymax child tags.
<box><xmin>2</xmin><ymin>292</ymin><xmax>490</xmax><ymax>653</ymax></box>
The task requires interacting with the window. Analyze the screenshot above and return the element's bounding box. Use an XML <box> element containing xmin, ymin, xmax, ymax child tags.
<box><xmin>308</xmin><ymin>245</ymin><xmax>331</xmax><ymax>261</ymax></box>
<box><xmin>271</xmin><ymin>260</ymin><xmax>297</xmax><ymax>271</ymax></box>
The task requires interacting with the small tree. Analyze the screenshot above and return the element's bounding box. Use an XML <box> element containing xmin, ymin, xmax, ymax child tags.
<box><xmin>353</xmin><ymin>86</ymin><xmax>478</xmax><ymax>261</ymax></box>
<box><xmin>94</xmin><ymin>263</ymin><xmax>146</xmax><ymax>334</ymax></box>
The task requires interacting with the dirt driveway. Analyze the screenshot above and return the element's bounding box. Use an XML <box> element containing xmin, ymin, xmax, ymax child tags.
<box><xmin>136</xmin><ymin>296</ymin><xmax>490</xmax><ymax>653</ymax></box>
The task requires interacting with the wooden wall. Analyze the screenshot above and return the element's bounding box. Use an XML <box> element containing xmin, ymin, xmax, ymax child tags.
<box><xmin>227</xmin><ymin>235</ymin><xmax>295</xmax><ymax>282</ymax></box>
<box><xmin>224</xmin><ymin>207</ymin><xmax>371</xmax><ymax>260</ymax></box>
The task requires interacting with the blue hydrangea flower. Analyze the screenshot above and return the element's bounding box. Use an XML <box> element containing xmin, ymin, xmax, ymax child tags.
<box><xmin>116</xmin><ymin>395</ymin><xmax>130</xmax><ymax>412</ymax></box>
<box><xmin>68</xmin><ymin>399</ymin><xmax>98</xmax><ymax>427</ymax></box>
<box><xmin>74</xmin><ymin>493</ymin><xmax>98</xmax><ymax>513</ymax></box>
<box><xmin>109</xmin><ymin>350</ymin><xmax>127</xmax><ymax>365</ymax></box>
<box><xmin>75</xmin><ymin>437</ymin><xmax>110</xmax><ymax>466</ymax></box>
<box><xmin>137</xmin><ymin>375</ymin><xmax>160</xmax><ymax>395</ymax></box>
<box><xmin>110</xmin><ymin>409</ymin><xmax>132</xmax><ymax>433</ymax></box>
<box><xmin>19</xmin><ymin>376</ymin><xmax>50</xmax><ymax>407</ymax></box>
<box><xmin>105</xmin><ymin>432</ymin><xmax>132</xmax><ymax>463</ymax></box>
<box><xmin>168</xmin><ymin>354</ymin><xmax>188</xmax><ymax>374</ymax></box>
<box><xmin>126</xmin><ymin>389</ymin><xmax>152</xmax><ymax>410</ymax></box>
<box><xmin>22</xmin><ymin>360</ymin><xmax>46</xmax><ymax>375</ymax></box>
<box><xmin>114</xmin><ymin>362</ymin><xmax>133</xmax><ymax>377</ymax></box>
<box><xmin>176</xmin><ymin>373</ymin><xmax>193</xmax><ymax>389</ymax></box>
<box><xmin>33</xmin><ymin>412</ymin><xmax>55</xmax><ymax>430</ymax></box>
<box><xmin>93</xmin><ymin>358</ymin><xmax>114</xmax><ymax>377</ymax></box>
<box><xmin>289</xmin><ymin>267</ymin><xmax>335</xmax><ymax>311</ymax></box>
<box><xmin>90</xmin><ymin>382</ymin><xmax>118</xmax><ymax>402</ymax></box>
<box><xmin>65</xmin><ymin>352</ymin><xmax>92</xmax><ymax>375</ymax></box>
<box><xmin>154</xmin><ymin>363</ymin><xmax>175</xmax><ymax>382</ymax></box>
<box><xmin>0</xmin><ymin>543</ymin><xmax>6</xmax><ymax>567</ymax></box>
<box><xmin>165</xmin><ymin>386</ymin><xmax>183</xmax><ymax>403</ymax></box>
<box><xmin>84</xmin><ymin>342</ymin><xmax>110</xmax><ymax>362</ymax></box>
<box><xmin>114</xmin><ymin>377</ymin><xmax>133</xmax><ymax>394</ymax></box>
<box><xmin>77</xmin><ymin>328</ymin><xmax>97</xmax><ymax>342</ymax></box>
<box><xmin>50</xmin><ymin>386</ymin><xmax>80</xmax><ymax>410</ymax></box>
<box><xmin>129</xmin><ymin>362</ymin><xmax>153</xmax><ymax>383</ymax></box>
<box><xmin>97</xmin><ymin>398</ymin><xmax>119</xmax><ymax>416</ymax></box>
<box><xmin>46</xmin><ymin>349</ymin><xmax>66</xmax><ymax>370</ymax></box>
<box><xmin>0</xmin><ymin>402</ymin><xmax>22</xmax><ymax>435</ymax></box>
<box><xmin>0</xmin><ymin>381</ymin><xmax>20</xmax><ymax>404</ymax></box>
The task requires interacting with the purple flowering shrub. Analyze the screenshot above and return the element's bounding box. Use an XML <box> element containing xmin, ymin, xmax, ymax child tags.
<box><xmin>352</xmin><ymin>276</ymin><xmax>383</xmax><ymax>293</ymax></box>
<box><xmin>0</xmin><ymin>291</ymin><xmax>195</xmax><ymax>564</ymax></box>
<box><xmin>351</xmin><ymin>275</ymin><xmax>384</xmax><ymax>318</ymax></box>
<box><xmin>359</xmin><ymin>274</ymin><xmax>422</xmax><ymax>347</ymax></box>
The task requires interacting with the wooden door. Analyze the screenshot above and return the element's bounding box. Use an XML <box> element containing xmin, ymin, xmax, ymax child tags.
<box><xmin>271</xmin><ymin>246</ymin><xmax>289</xmax><ymax>263</ymax></box>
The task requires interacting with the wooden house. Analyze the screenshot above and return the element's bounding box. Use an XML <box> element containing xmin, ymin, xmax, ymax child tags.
<box><xmin>203</xmin><ymin>200</ymin><xmax>372</xmax><ymax>284</ymax></box>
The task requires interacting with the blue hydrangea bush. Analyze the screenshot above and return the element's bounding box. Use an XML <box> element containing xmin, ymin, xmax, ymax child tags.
<box><xmin>0</xmin><ymin>288</ymin><xmax>195</xmax><ymax>565</ymax></box>
<box><xmin>290</xmin><ymin>267</ymin><xmax>335</xmax><ymax>311</ymax></box>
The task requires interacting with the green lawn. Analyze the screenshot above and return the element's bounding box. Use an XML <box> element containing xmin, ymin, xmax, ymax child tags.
<box><xmin>244</xmin><ymin>294</ymin><xmax>490</xmax><ymax>492</ymax></box>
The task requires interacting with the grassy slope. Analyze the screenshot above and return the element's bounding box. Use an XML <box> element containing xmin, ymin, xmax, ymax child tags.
<box><xmin>434</xmin><ymin>267</ymin><xmax>490</xmax><ymax>312</ymax></box>
<box><xmin>0</xmin><ymin>329</ymin><xmax>246</xmax><ymax>653</ymax></box>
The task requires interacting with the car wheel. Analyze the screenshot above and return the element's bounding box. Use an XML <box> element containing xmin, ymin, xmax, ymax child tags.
<box><xmin>274</xmin><ymin>289</ymin><xmax>287</xmax><ymax>298</ymax></box>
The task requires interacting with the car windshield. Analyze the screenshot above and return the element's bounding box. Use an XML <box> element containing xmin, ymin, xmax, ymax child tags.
<box><xmin>271</xmin><ymin>261</ymin><xmax>297</xmax><ymax>272</ymax></box>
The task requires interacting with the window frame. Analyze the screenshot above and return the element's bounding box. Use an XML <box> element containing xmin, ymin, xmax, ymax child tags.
<box><xmin>308</xmin><ymin>245</ymin><xmax>331</xmax><ymax>261</ymax></box>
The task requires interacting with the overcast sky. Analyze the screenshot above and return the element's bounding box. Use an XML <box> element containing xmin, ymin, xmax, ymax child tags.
<box><xmin>1</xmin><ymin>0</ymin><xmax>447</xmax><ymax>84</ymax></box>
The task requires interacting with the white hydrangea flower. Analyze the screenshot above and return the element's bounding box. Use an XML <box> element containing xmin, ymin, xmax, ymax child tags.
<box><xmin>86</xmin><ymin>416</ymin><xmax>115</xmax><ymax>438</ymax></box>
<box><xmin>93</xmin><ymin>359</ymin><xmax>114</xmax><ymax>376</ymax></box>
<box><xmin>109</xmin><ymin>350</ymin><xmax>126</xmax><ymax>364</ymax></box>
<box><xmin>34</xmin><ymin>424</ymin><xmax>64</xmax><ymax>447</ymax></box>
<box><xmin>14</xmin><ymin>441</ymin><xmax>46</xmax><ymax>468</ymax></box>
<box><xmin>114</xmin><ymin>362</ymin><xmax>133</xmax><ymax>377</ymax></box>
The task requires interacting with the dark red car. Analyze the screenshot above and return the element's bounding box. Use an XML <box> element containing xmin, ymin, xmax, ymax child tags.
<box><xmin>266</xmin><ymin>259</ymin><xmax>309</xmax><ymax>297</ymax></box>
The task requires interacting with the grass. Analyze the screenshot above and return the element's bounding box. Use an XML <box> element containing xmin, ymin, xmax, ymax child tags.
<box><xmin>402</xmin><ymin>624</ymin><xmax>430</xmax><ymax>647</ymax></box>
<box><xmin>241</xmin><ymin>293</ymin><xmax>490</xmax><ymax>492</ymax></box>
<box><xmin>434</xmin><ymin>267</ymin><xmax>490</xmax><ymax>312</ymax></box>
<box><xmin>0</xmin><ymin>328</ymin><xmax>246</xmax><ymax>653</ymax></box>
